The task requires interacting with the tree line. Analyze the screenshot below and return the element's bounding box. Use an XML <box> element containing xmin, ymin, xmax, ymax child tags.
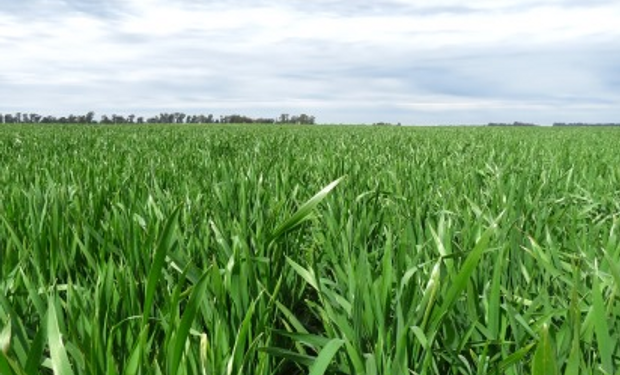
<box><xmin>0</xmin><ymin>112</ymin><xmax>316</xmax><ymax>125</ymax></box>
<box><xmin>552</xmin><ymin>122</ymin><xmax>620</xmax><ymax>127</ymax></box>
<box><xmin>488</xmin><ymin>121</ymin><xmax>620</xmax><ymax>127</ymax></box>
<box><xmin>487</xmin><ymin>122</ymin><xmax>538</xmax><ymax>126</ymax></box>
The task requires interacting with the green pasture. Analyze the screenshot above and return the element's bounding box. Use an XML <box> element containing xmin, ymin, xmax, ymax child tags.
<box><xmin>1</xmin><ymin>124</ymin><xmax>619</xmax><ymax>374</ymax></box>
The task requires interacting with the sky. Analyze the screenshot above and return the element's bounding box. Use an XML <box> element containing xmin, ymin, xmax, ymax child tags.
<box><xmin>1</xmin><ymin>0</ymin><xmax>619</xmax><ymax>125</ymax></box>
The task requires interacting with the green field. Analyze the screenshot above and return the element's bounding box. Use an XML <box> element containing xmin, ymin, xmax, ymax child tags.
<box><xmin>1</xmin><ymin>124</ymin><xmax>620</xmax><ymax>374</ymax></box>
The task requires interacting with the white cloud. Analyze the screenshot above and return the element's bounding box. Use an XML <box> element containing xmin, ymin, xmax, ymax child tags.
<box><xmin>1</xmin><ymin>0</ymin><xmax>619</xmax><ymax>123</ymax></box>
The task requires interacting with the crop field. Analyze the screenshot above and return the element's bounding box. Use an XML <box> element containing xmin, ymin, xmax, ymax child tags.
<box><xmin>1</xmin><ymin>124</ymin><xmax>620</xmax><ymax>374</ymax></box>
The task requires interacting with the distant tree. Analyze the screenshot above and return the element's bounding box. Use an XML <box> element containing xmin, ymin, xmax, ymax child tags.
<box><xmin>553</xmin><ymin>122</ymin><xmax>620</xmax><ymax>126</ymax></box>
<box><xmin>278</xmin><ymin>114</ymin><xmax>289</xmax><ymax>124</ymax></box>
<box><xmin>30</xmin><ymin>113</ymin><xmax>41</xmax><ymax>123</ymax></box>
<box><xmin>40</xmin><ymin>115</ymin><xmax>56</xmax><ymax>123</ymax></box>
<box><xmin>111</xmin><ymin>114</ymin><xmax>126</xmax><ymax>124</ymax></box>
<box><xmin>0</xmin><ymin>111</ymin><xmax>316</xmax><ymax>125</ymax></box>
<box><xmin>85</xmin><ymin>111</ymin><xmax>95</xmax><ymax>123</ymax></box>
<box><xmin>173</xmin><ymin>112</ymin><xmax>186</xmax><ymax>124</ymax></box>
<box><xmin>157</xmin><ymin>113</ymin><xmax>172</xmax><ymax>123</ymax></box>
<box><xmin>255</xmin><ymin>117</ymin><xmax>275</xmax><ymax>124</ymax></box>
<box><xmin>296</xmin><ymin>114</ymin><xmax>315</xmax><ymax>124</ymax></box>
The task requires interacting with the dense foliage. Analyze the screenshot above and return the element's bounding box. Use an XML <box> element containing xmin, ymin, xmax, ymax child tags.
<box><xmin>1</xmin><ymin>124</ymin><xmax>619</xmax><ymax>374</ymax></box>
<box><xmin>0</xmin><ymin>112</ymin><xmax>316</xmax><ymax>125</ymax></box>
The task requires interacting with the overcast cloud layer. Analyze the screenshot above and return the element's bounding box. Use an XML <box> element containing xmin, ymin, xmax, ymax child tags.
<box><xmin>1</xmin><ymin>0</ymin><xmax>619</xmax><ymax>124</ymax></box>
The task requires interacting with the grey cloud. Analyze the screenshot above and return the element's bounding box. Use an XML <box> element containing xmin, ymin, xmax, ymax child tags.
<box><xmin>166</xmin><ymin>0</ymin><xmax>480</xmax><ymax>16</ymax></box>
<box><xmin>1</xmin><ymin>0</ymin><xmax>620</xmax><ymax>124</ymax></box>
<box><xmin>279</xmin><ymin>1</ymin><xmax>481</xmax><ymax>16</ymax></box>
<box><xmin>0</xmin><ymin>0</ymin><xmax>124</xmax><ymax>19</ymax></box>
<box><xmin>54</xmin><ymin>0</ymin><xmax>127</xmax><ymax>18</ymax></box>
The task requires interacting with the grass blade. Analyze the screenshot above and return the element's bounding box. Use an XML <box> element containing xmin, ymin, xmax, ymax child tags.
<box><xmin>259</xmin><ymin>347</ymin><xmax>315</xmax><ymax>366</ymax></box>
<box><xmin>0</xmin><ymin>351</ymin><xmax>18</xmax><ymax>375</ymax></box>
<box><xmin>432</xmin><ymin>219</ymin><xmax>499</xmax><ymax>327</ymax></box>
<box><xmin>0</xmin><ymin>318</ymin><xmax>10</xmax><ymax>356</ymax></box>
<box><xmin>592</xmin><ymin>268</ymin><xmax>613</xmax><ymax>374</ymax></box>
<box><xmin>143</xmin><ymin>206</ymin><xmax>181</xmax><ymax>321</ymax></box>
<box><xmin>168</xmin><ymin>270</ymin><xmax>210</xmax><ymax>374</ymax></box>
<box><xmin>269</xmin><ymin>177</ymin><xmax>343</xmax><ymax>244</ymax></box>
<box><xmin>286</xmin><ymin>257</ymin><xmax>319</xmax><ymax>291</ymax></box>
<box><xmin>308</xmin><ymin>338</ymin><xmax>345</xmax><ymax>375</ymax></box>
<box><xmin>531</xmin><ymin>324</ymin><xmax>557</xmax><ymax>375</ymax></box>
<box><xmin>47</xmin><ymin>298</ymin><xmax>75</xmax><ymax>375</ymax></box>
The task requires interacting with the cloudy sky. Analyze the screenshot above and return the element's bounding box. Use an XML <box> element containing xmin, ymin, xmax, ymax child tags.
<box><xmin>1</xmin><ymin>0</ymin><xmax>619</xmax><ymax>124</ymax></box>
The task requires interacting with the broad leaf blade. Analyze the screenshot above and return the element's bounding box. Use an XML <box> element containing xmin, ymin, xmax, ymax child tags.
<box><xmin>47</xmin><ymin>299</ymin><xmax>75</xmax><ymax>375</ymax></box>
<box><xmin>308</xmin><ymin>338</ymin><xmax>345</xmax><ymax>375</ymax></box>
<box><xmin>532</xmin><ymin>324</ymin><xmax>558</xmax><ymax>375</ymax></box>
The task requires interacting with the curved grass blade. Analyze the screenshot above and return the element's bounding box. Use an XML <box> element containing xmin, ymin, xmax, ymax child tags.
<box><xmin>258</xmin><ymin>347</ymin><xmax>315</xmax><ymax>367</ymax></box>
<box><xmin>269</xmin><ymin>177</ymin><xmax>344</xmax><ymax>245</ymax></box>
<box><xmin>286</xmin><ymin>257</ymin><xmax>319</xmax><ymax>291</ymax></box>
<box><xmin>498</xmin><ymin>343</ymin><xmax>535</xmax><ymax>373</ymax></box>
<box><xmin>431</xmin><ymin>218</ymin><xmax>499</xmax><ymax>329</ymax></box>
<box><xmin>308</xmin><ymin>338</ymin><xmax>345</xmax><ymax>375</ymax></box>
<box><xmin>271</xmin><ymin>330</ymin><xmax>332</xmax><ymax>349</ymax></box>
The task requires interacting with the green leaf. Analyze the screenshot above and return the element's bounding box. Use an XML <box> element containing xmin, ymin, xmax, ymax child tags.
<box><xmin>603</xmin><ymin>250</ymin><xmax>620</xmax><ymax>298</ymax></box>
<box><xmin>168</xmin><ymin>270</ymin><xmax>210</xmax><ymax>375</ymax></box>
<box><xmin>432</xmin><ymin>219</ymin><xmax>499</xmax><ymax>328</ymax></box>
<box><xmin>564</xmin><ymin>263</ymin><xmax>582</xmax><ymax>375</ymax></box>
<box><xmin>410</xmin><ymin>326</ymin><xmax>428</xmax><ymax>349</ymax></box>
<box><xmin>498</xmin><ymin>343</ymin><xmax>535</xmax><ymax>373</ymax></box>
<box><xmin>269</xmin><ymin>177</ymin><xmax>344</xmax><ymax>245</ymax></box>
<box><xmin>226</xmin><ymin>293</ymin><xmax>263</xmax><ymax>375</ymax></box>
<box><xmin>47</xmin><ymin>299</ymin><xmax>75</xmax><ymax>375</ymax></box>
<box><xmin>0</xmin><ymin>318</ymin><xmax>10</xmax><ymax>355</ymax></box>
<box><xmin>286</xmin><ymin>257</ymin><xmax>319</xmax><ymax>291</ymax></box>
<box><xmin>592</xmin><ymin>270</ymin><xmax>613</xmax><ymax>374</ymax></box>
<box><xmin>143</xmin><ymin>206</ymin><xmax>181</xmax><ymax>322</ymax></box>
<box><xmin>532</xmin><ymin>324</ymin><xmax>558</xmax><ymax>375</ymax></box>
<box><xmin>258</xmin><ymin>347</ymin><xmax>315</xmax><ymax>366</ymax></box>
<box><xmin>488</xmin><ymin>246</ymin><xmax>505</xmax><ymax>340</ymax></box>
<box><xmin>124</xmin><ymin>327</ymin><xmax>148</xmax><ymax>375</ymax></box>
<box><xmin>308</xmin><ymin>339</ymin><xmax>345</xmax><ymax>375</ymax></box>
<box><xmin>271</xmin><ymin>330</ymin><xmax>332</xmax><ymax>349</ymax></box>
<box><xmin>273</xmin><ymin>301</ymin><xmax>308</xmax><ymax>334</ymax></box>
<box><xmin>25</xmin><ymin>325</ymin><xmax>46</xmax><ymax>375</ymax></box>
<box><xmin>0</xmin><ymin>351</ymin><xmax>17</xmax><ymax>375</ymax></box>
